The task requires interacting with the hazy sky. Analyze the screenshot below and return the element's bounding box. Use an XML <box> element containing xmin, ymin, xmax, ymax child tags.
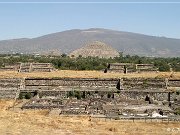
<box><xmin>0</xmin><ymin>0</ymin><xmax>180</xmax><ymax>40</ymax></box>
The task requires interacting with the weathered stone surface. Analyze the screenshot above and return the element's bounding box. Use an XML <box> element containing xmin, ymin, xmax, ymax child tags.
<box><xmin>69</xmin><ymin>41</ymin><xmax>120</xmax><ymax>58</ymax></box>
<box><xmin>25</xmin><ymin>78</ymin><xmax>120</xmax><ymax>89</ymax></box>
<box><xmin>0</xmin><ymin>63</ymin><xmax>54</xmax><ymax>72</ymax></box>
<box><xmin>105</xmin><ymin>63</ymin><xmax>158</xmax><ymax>73</ymax></box>
<box><xmin>0</xmin><ymin>78</ymin><xmax>21</xmax><ymax>99</ymax></box>
<box><xmin>121</xmin><ymin>78</ymin><xmax>166</xmax><ymax>89</ymax></box>
<box><xmin>168</xmin><ymin>79</ymin><xmax>180</xmax><ymax>87</ymax></box>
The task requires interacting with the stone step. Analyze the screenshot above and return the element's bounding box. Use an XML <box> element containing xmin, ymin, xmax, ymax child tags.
<box><xmin>0</xmin><ymin>95</ymin><xmax>16</xmax><ymax>99</ymax></box>
<box><xmin>0</xmin><ymin>89</ymin><xmax>18</xmax><ymax>99</ymax></box>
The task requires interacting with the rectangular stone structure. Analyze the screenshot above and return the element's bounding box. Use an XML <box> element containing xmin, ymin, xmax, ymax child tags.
<box><xmin>25</xmin><ymin>78</ymin><xmax>120</xmax><ymax>90</ymax></box>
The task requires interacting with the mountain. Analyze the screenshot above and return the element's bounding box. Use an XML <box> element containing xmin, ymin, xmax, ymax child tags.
<box><xmin>69</xmin><ymin>41</ymin><xmax>119</xmax><ymax>58</ymax></box>
<box><xmin>0</xmin><ymin>28</ymin><xmax>180</xmax><ymax>57</ymax></box>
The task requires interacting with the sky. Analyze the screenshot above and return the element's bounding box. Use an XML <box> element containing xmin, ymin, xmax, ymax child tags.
<box><xmin>0</xmin><ymin>0</ymin><xmax>180</xmax><ymax>40</ymax></box>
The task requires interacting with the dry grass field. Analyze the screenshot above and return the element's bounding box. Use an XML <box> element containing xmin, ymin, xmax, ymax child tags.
<box><xmin>0</xmin><ymin>100</ymin><xmax>179</xmax><ymax>135</ymax></box>
<box><xmin>0</xmin><ymin>70</ymin><xmax>180</xmax><ymax>79</ymax></box>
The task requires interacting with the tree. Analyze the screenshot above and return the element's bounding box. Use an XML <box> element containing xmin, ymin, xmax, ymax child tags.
<box><xmin>154</xmin><ymin>60</ymin><xmax>170</xmax><ymax>72</ymax></box>
<box><xmin>158</xmin><ymin>62</ymin><xmax>170</xmax><ymax>71</ymax></box>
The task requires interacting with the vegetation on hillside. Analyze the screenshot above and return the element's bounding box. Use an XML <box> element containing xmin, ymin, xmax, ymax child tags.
<box><xmin>0</xmin><ymin>54</ymin><xmax>180</xmax><ymax>71</ymax></box>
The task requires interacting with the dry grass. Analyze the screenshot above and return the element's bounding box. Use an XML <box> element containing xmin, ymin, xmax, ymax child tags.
<box><xmin>0</xmin><ymin>100</ymin><xmax>179</xmax><ymax>135</ymax></box>
<box><xmin>0</xmin><ymin>70</ymin><xmax>180</xmax><ymax>79</ymax></box>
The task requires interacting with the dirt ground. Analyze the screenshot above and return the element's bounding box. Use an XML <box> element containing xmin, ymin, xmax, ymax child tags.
<box><xmin>0</xmin><ymin>70</ymin><xmax>180</xmax><ymax>79</ymax></box>
<box><xmin>0</xmin><ymin>100</ymin><xmax>179</xmax><ymax>135</ymax></box>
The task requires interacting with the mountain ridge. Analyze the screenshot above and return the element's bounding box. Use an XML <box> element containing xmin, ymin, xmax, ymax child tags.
<box><xmin>0</xmin><ymin>28</ymin><xmax>180</xmax><ymax>57</ymax></box>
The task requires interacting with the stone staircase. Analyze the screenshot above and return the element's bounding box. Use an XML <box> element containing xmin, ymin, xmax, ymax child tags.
<box><xmin>0</xmin><ymin>78</ymin><xmax>21</xmax><ymax>99</ymax></box>
<box><xmin>19</xmin><ymin>63</ymin><xmax>31</xmax><ymax>72</ymax></box>
<box><xmin>0</xmin><ymin>89</ymin><xmax>18</xmax><ymax>99</ymax></box>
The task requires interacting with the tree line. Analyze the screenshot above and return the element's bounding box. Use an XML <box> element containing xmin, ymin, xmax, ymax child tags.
<box><xmin>0</xmin><ymin>54</ymin><xmax>180</xmax><ymax>72</ymax></box>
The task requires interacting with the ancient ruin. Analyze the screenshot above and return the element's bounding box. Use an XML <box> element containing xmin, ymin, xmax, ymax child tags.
<box><xmin>0</xmin><ymin>63</ymin><xmax>21</xmax><ymax>71</ymax></box>
<box><xmin>135</xmin><ymin>64</ymin><xmax>158</xmax><ymax>73</ymax></box>
<box><xmin>105</xmin><ymin>63</ymin><xmax>158</xmax><ymax>73</ymax></box>
<box><xmin>69</xmin><ymin>41</ymin><xmax>120</xmax><ymax>58</ymax></box>
<box><xmin>0</xmin><ymin>63</ymin><xmax>54</xmax><ymax>72</ymax></box>
<box><xmin>0</xmin><ymin>77</ymin><xmax>179</xmax><ymax>119</ymax></box>
<box><xmin>104</xmin><ymin>63</ymin><xmax>135</xmax><ymax>73</ymax></box>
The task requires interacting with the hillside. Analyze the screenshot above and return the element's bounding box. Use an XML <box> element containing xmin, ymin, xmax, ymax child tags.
<box><xmin>0</xmin><ymin>28</ymin><xmax>180</xmax><ymax>57</ymax></box>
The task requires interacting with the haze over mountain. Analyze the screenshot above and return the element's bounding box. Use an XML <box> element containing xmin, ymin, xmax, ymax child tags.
<box><xmin>0</xmin><ymin>28</ymin><xmax>180</xmax><ymax>57</ymax></box>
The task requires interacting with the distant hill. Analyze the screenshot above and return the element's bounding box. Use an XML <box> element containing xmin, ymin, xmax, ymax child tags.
<box><xmin>0</xmin><ymin>28</ymin><xmax>180</xmax><ymax>57</ymax></box>
<box><xmin>69</xmin><ymin>41</ymin><xmax>119</xmax><ymax>58</ymax></box>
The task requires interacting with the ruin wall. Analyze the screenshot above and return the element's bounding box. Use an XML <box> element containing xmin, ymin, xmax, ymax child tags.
<box><xmin>118</xmin><ymin>91</ymin><xmax>175</xmax><ymax>101</ymax></box>
<box><xmin>32</xmin><ymin>68</ymin><xmax>53</xmax><ymax>72</ymax></box>
<box><xmin>1</xmin><ymin>78</ymin><xmax>180</xmax><ymax>91</ymax></box>
<box><xmin>25</xmin><ymin>78</ymin><xmax>120</xmax><ymax>90</ymax></box>
<box><xmin>121</xmin><ymin>78</ymin><xmax>166</xmax><ymax>90</ymax></box>
<box><xmin>0</xmin><ymin>77</ymin><xmax>180</xmax><ymax>99</ymax></box>
<box><xmin>168</xmin><ymin>79</ymin><xmax>180</xmax><ymax>87</ymax></box>
<box><xmin>0</xmin><ymin>78</ymin><xmax>22</xmax><ymax>99</ymax></box>
<box><xmin>0</xmin><ymin>78</ymin><xmax>22</xmax><ymax>89</ymax></box>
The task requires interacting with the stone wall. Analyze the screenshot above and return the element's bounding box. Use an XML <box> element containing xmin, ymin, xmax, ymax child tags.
<box><xmin>135</xmin><ymin>64</ymin><xmax>158</xmax><ymax>72</ymax></box>
<box><xmin>1</xmin><ymin>77</ymin><xmax>179</xmax><ymax>91</ymax></box>
<box><xmin>105</xmin><ymin>63</ymin><xmax>158</xmax><ymax>73</ymax></box>
<box><xmin>105</xmin><ymin>63</ymin><xmax>135</xmax><ymax>73</ymax></box>
<box><xmin>0</xmin><ymin>77</ymin><xmax>180</xmax><ymax>100</ymax></box>
<box><xmin>0</xmin><ymin>63</ymin><xmax>20</xmax><ymax>71</ymax></box>
<box><xmin>5</xmin><ymin>77</ymin><xmax>176</xmax><ymax>116</ymax></box>
<box><xmin>31</xmin><ymin>63</ymin><xmax>54</xmax><ymax>72</ymax></box>
<box><xmin>168</xmin><ymin>79</ymin><xmax>180</xmax><ymax>87</ymax></box>
<box><xmin>0</xmin><ymin>78</ymin><xmax>21</xmax><ymax>99</ymax></box>
<box><xmin>0</xmin><ymin>89</ymin><xmax>18</xmax><ymax>99</ymax></box>
<box><xmin>39</xmin><ymin>90</ymin><xmax>115</xmax><ymax>99</ymax></box>
<box><xmin>121</xmin><ymin>78</ymin><xmax>166</xmax><ymax>90</ymax></box>
<box><xmin>32</xmin><ymin>68</ymin><xmax>53</xmax><ymax>72</ymax></box>
<box><xmin>0</xmin><ymin>62</ymin><xmax>54</xmax><ymax>72</ymax></box>
<box><xmin>0</xmin><ymin>67</ymin><xmax>15</xmax><ymax>71</ymax></box>
<box><xmin>25</xmin><ymin>78</ymin><xmax>120</xmax><ymax>90</ymax></box>
<box><xmin>118</xmin><ymin>91</ymin><xmax>175</xmax><ymax>101</ymax></box>
<box><xmin>0</xmin><ymin>78</ymin><xmax>21</xmax><ymax>89</ymax></box>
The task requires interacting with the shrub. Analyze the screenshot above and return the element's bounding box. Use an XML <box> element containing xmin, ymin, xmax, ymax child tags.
<box><xmin>34</xmin><ymin>90</ymin><xmax>38</xmax><ymax>96</ymax></box>
<box><xmin>175</xmin><ymin>108</ymin><xmax>180</xmax><ymax>115</ymax></box>
<box><xmin>68</xmin><ymin>91</ymin><xmax>74</xmax><ymax>97</ymax></box>
<box><xmin>25</xmin><ymin>92</ymin><xmax>32</xmax><ymax>99</ymax></box>
<box><xmin>107</xmin><ymin>93</ymin><xmax>111</xmax><ymax>98</ymax></box>
<box><xmin>82</xmin><ymin>91</ymin><xmax>86</xmax><ymax>98</ymax></box>
<box><xmin>19</xmin><ymin>93</ymin><xmax>24</xmax><ymax>99</ymax></box>
<box><xmin>74</xmin><ymin>91</ymin><xmax>81</xmax><ymax>99</ymax></box>
<box><xmin>176</xmin><ymin>90</ymin><xmax>180</xmax><ymax>95</ymax></box>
